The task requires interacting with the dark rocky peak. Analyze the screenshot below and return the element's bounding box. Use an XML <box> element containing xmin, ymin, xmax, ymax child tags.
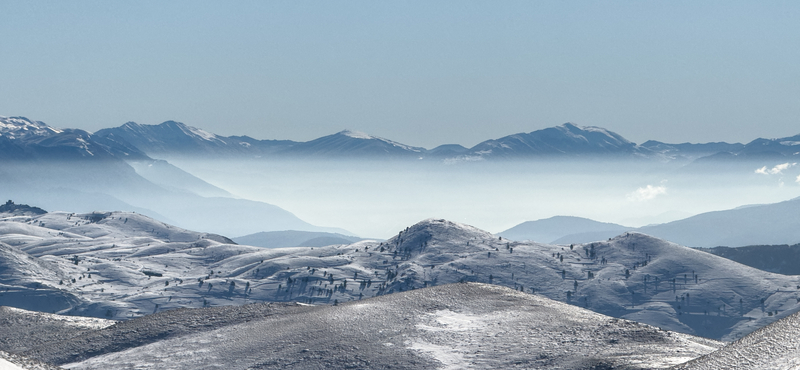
<box><xmin>0</xmin><ymin>200</ymin><xmax>47</xmax><ymax>216</ymax></box>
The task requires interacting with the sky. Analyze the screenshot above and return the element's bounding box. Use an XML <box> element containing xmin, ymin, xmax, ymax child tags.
<box><xmin>1</xmin><ymin>1</ymin><xmax>799</xmax><ymax>148</ymax></box>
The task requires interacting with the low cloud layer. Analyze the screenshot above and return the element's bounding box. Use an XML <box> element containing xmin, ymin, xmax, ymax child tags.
<box><xmin>755</xmin><ymin>163</ymin><xmax>795</xmax><ymax>175</ymax></box>
<box><xmin>627</xmin><ymin>185</ymin><xmax>667</xmax><ymax>202</ymax></box>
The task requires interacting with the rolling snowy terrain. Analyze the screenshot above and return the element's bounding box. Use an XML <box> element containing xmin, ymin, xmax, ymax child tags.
<box><xmin>2</xmin><ymin>209</ymin><xmax>799</xmax><ymax>343</ymax></box>
<box><xmin>2</xmin><ymin>284</ymin><xmax>721</xmax><ymax>370</ymax></box>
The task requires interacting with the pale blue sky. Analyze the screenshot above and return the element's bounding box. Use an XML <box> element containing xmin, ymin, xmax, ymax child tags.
<box><xmin>1</xmin><ymin>1</ymin><xmax>798</xmax><ymax>148</ymax></box>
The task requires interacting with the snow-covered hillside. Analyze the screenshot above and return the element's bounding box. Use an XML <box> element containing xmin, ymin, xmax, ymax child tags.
<box><xmin>0</xmin><ymin>306</ymin><xmax>114</xmax><ymax>354</ymax></box>
<box><xmin>2</xmin><ymin>212</ymin><xmax>798</xmax><ymax>341</ymax></box>
<box><xmin>9</xmin><ymin>284</ymin><xmax>721</xmax><ymax>370</ymax></box>
<box><xmin>673</xmin><ymin>305</ymin><xmax>800</xmax><ymax>369</ymax></box>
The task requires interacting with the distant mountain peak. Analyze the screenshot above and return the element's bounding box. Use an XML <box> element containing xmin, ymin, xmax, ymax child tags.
<box><xmin>557</xmin><ymin>122</ymin><xmax>628</xmax><ymax>139</ymax></box>
<box><xmin>0</xmin><ymin>116</ymin><xmax>62</xmax><ymax>139</ymax></box>
<box><xmin>338</xmin><ymin>129</ymin><xmax>374</xmax><ymax>140</ymax></box>
<box><xmin>464</xmin><ymin>122</ymin><xmax>640</xmax><ymax>159</ymax></box>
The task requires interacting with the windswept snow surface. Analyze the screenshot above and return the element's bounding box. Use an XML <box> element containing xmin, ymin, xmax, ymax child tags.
<box><xmin>2</xmin><ymin>213</ymin><xmax>798</xmax><ymax>342</ymax></box>
<box><xmin>673</xmin><ymin>308</ymin><xmax>800</xmax><ymax>370</ymax></box>
<box><xmin>60</xmin><ymin>284</ymin><xmax>722</xmax><ymax>370</ymax></box>
<box><xmin>0</xmin><ymin>350</ymin><xmax>60</xmax><ymax>370</ymax></box>
<box><xmin>0</xmin><ymin>306</ymin><xmax>114</xmax><ymax>355</ymax></box>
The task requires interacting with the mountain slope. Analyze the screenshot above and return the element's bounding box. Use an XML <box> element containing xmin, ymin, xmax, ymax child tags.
<box><xmin>637</xmin><ymin>197</ymin><xmax>800</xmax><ymax>248</ymax></box>
<box><xmin>1</xmin><ymin>116</ymin><xmax>338</xmax><ymax>237</ymax></box>
<box><xmin>0</xmin><ymin>306</ymin><xmax>114</xmax><ymax>354</ymax></box>
<box><xmin>233</xmin><ymin>230</ymin><xmax>364</xmax><ymax>248</ymax></box>
<box><xmin>0</xmin><ymin>240</ymin><xmax>84</xmax><ymax>314</ymax></box>
<box><xmin>126</xmin><ymin>159</ymin><xmax>232</xmax><ymax>198</ymax></box>
<box><xmin>504</xmin><ymin>197</ymin><xmax>800</xmax><ymax>248</ymax></box>
<box><xmin>701</xmin><ymin>244</ymin><xmax>800</xmax><ymax>275</ymax></box>
<box><xmin>673</xmin><ymin>307</ymin><xmax>800</xmax><ymax>370</ymax></box>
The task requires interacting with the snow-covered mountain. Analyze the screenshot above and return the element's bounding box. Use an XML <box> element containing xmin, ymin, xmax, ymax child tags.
<box><xmin>0</xmin><ymin>116</ymin><xmax>62</xmax><ymax>140</ymax></box>
<box><xmin>6</xmin><ymin>284</ymin><xmax>719</xmax><ymax>370</ymax></box>
<box><xmin>19</xmin><ymin>114</ymin><xmax>800</xmax><ymax>163</ymax></box>
<box><xmin>3</xmin><ymin>211</ymin><xmax>799</xmax><ymax>342</ymax></box>
<box><xmin>94</xmin><ymin>121</ymin><xmax>296</xmax><ymax>158</ymax></box>
<box><xmin>94</xmin><ymin>119</ymin><xmax>775</xmax><ymax>162</ymax></box>
<box><xmin>463</xmin><ymin>122</ymin><xmax>651</xmax><ymax>160</ymax></box>
<box><xmin>736</xmin><ymin>133</ymin><xmax>800</xmax><ymax>159</ymax></box>
<box><xmin>0</xmin><ymin>116</ymin><xmax>343</xmax><ymax>237</ymax></box>
<box><xmin>278</xmin><ymin>129</ymin><xmax>426</xmax><ymax>158</ymax></box>
<box><xmin>96</xmin><ymin>122</ymin><xmax>431</xmax><ymax>159</ymax></box>
<box><xmin>0</xmin><ymin>116</ymin><xmax>149</xmax><ymax>161</ymax></box>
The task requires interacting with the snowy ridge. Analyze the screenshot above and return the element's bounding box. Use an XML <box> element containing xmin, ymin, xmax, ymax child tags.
<box><xmin>1</xmin><ymin>213</ymin><xmax>798</xmax><ymax>341</ymax></box>
<box><xmin>339</xmin><ymin>129</ymin><xmax>373</xmax><ymax>140</ymax></box>
<box><xmin>96</xmin><ymin>120</ymin><xmax>292</xmax><ymax>157</ymax></box>
<box><xmin>339</xmin><ymin>129</ymin><xmax>425</xmax><ymax>152</ymax></box>
<box><xmin>179</xmin><ymin>123</ymin><xmax>225</xmax><ymax>143</ymax></box>
<box><xmin>0</xmin><ymin>116</ymin><xmax>150</xmax><ymax>160</ymax></box>
<box><xmin>0</xmin><ymin>116</ymin><xmax>62</xmax><ymax>139</ymax></box>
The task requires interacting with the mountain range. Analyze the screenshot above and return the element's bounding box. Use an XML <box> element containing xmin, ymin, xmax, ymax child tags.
<box><xmin>9</xmin><ymin>114</ymin><xmax>800</xmax><ymax>164</ymax></box>
<box><xmin>500</xmin><ymin>197</ymin><xmax>800</xmax><ymax>248</ymax></box>
<box><xmin>0</xmin><ymin>116</ymin><xmax>347</xmax><ymax>237</ymax></box>
<box><xmin>5</xmin><ymin>114</ymin><xmax>800</xmax><ymax>246</ymax></box>
<box><xmin>90</xmin><ymin>117</ymin><xmax>800</xmax><ymax>163</ymax></box>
